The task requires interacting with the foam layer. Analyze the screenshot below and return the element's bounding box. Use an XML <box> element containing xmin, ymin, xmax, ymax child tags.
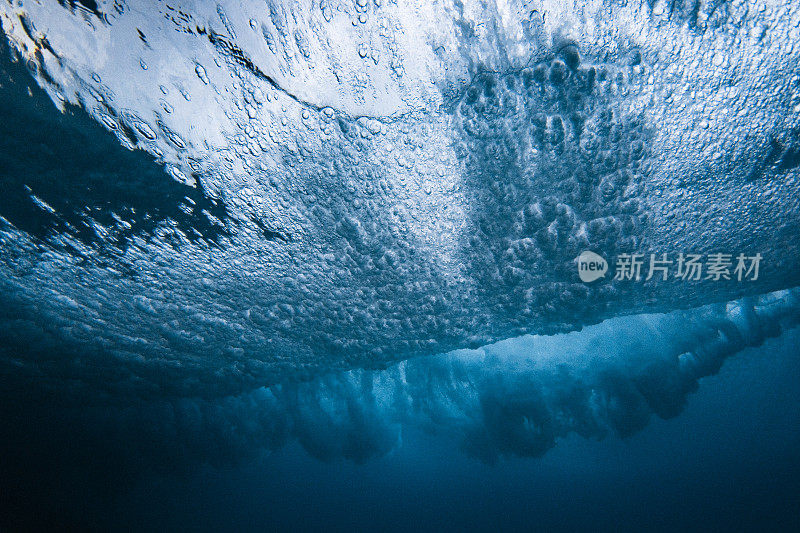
<box><xmin>0</xmin><ymin>1</ymin><xmax>799</xmax><ymax>391</ymax></box>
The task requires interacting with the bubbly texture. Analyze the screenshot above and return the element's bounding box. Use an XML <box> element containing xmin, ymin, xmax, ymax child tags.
<box><xmin>1</xmin><ymin>0</ymin><xmax>800</xmax><ymax>397</ymax></box>
<box><xmin>2</xmin><ymin>5</ymin><xmax>800</xmax><ymax>529</ymax></box>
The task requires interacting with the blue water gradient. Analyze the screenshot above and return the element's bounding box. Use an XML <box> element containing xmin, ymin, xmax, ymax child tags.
<box><xmin>1</xmin><ymin>1</ymin><xmax>800</xmax><ymax>530</ymax></box>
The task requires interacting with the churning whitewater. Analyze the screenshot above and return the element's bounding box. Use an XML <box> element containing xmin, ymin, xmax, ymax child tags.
<box><xmin>0</xmin><ymin>0</ymin><xmax>798</xmax><ymax>393</ymax></box>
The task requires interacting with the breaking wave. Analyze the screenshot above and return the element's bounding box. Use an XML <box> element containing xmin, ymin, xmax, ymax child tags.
<box><xmin>2</xmin><ymin>2</ymin><xmax>800</xmax><ymax>529</ymax></box>
<box><xmin>1</xmin><ymin>1</ymin><xmax>800</xmax><ymax>393</ymax></box>
<box><xmin>0</xmin><ymin>0</ymin><xmax>799</xmax><ymax>504</ymax></box>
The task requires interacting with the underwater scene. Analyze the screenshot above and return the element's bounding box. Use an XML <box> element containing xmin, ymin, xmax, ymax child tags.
<box><xmin>0</xmin><ymin>0</ymin><xmax>799</xmax><ymax>530</ymax></box>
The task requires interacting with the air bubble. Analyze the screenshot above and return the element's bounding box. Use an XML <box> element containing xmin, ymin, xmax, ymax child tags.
<box><xmin>158</xmin><ymin>121</ymin><xmax>186</xmax><ymax>148</ymax></box>
<box><xmin>195</xmin><ymin>64</ymin><xmax>209</xmax><ymax>84</ymax></box>
<box><xmin>169</xmin><ymin>166</ymin><xmax>190</xmax><ymax>185</ymax></box>
<box><xmin>134</xmin><ymin>121</ymin><xmax>156</xmax><ymax>140</ymax></box>
<box><xmin>89</xmin><ymin>87</ymin><xmax>105</xmax><ymax>103</ymax></box>
<box><xmin>100</xmin><ymin>114</ymin><xmax>117</xmax><ymax>129</ymax></box>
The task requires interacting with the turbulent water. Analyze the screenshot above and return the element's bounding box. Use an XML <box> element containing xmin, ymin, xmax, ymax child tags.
<box><xmin>0</xmin><ymin>1</ymin><xmax>799</xmax><ymax>530</ymax></box>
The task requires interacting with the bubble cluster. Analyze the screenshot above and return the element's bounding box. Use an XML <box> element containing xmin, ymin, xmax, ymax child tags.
<box><xmin>0</xmin><ymin>0</ymin><xmax>798</xmax><ymax>394</ymax></box>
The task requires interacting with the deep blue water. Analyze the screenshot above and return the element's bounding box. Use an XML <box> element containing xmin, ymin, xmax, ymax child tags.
<box><xmin>109</xmin><ymin>326</ymin><xmax>800</xmax><ymax>532</ymax></box>
<box><xmin>1</xmin><ymin>327</ymin><xmax>798</xmax><ymax>531</ymax></box>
